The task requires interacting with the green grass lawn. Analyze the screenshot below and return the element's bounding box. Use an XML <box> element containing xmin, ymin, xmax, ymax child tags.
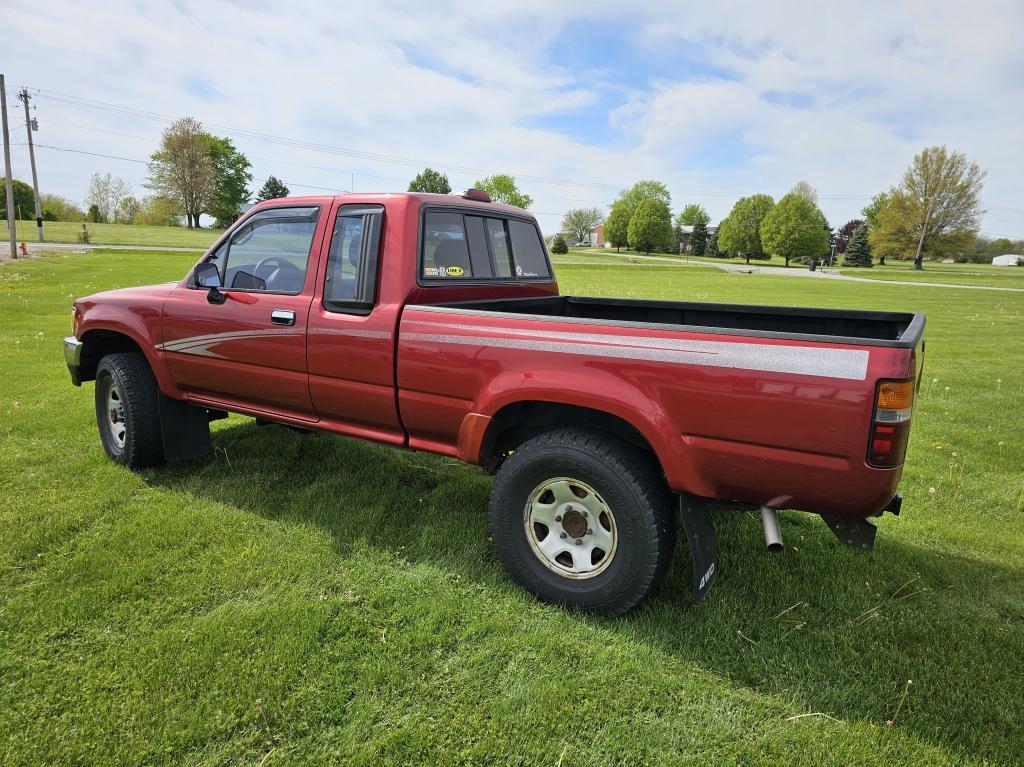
<box><xmin>838</xmin><ymin>263</ymin><xmax>1024</xmax><ymax>288</ymax></box>
<box><xmin>570</xmin><ymin>247</ymin><xmax>1024</xmax><ymax>288</ymax></box>
<box><xmin>2</xmin><ymin>220</ymin><xmax>217</xmax><ymax>248</ymax></box>
<box><xmin>2</xmin><ymin>250</ymin><xmax>1022</xmax><ymax>765</ymax></box>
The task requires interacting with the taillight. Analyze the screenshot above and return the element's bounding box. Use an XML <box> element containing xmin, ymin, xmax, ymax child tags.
<box><xmin>868</xmin><ymin>379</ymin><xmax>915</xmax><ymax>468</ymax></box>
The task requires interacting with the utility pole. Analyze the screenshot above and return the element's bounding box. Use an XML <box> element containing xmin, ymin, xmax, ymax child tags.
<box><xmin>17</xmin><ymin>88</ymin><xmax>43</xmax><ymax>242</ymax></box>
<box><xmin>1</xmin><ymin>74</ymin><xmax>18</xmax><ymax>260</ymax></box>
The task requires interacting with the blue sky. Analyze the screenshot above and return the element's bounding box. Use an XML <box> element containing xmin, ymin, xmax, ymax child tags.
<box><xmin>3</xmin><ymin>0</ymin><xmax>1022</xmax><ymax>237</ymax></box>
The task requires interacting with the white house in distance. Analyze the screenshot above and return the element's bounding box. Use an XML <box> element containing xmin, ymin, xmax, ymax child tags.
<box><xmin>992</xmin><ymin>254</ymin><xmax>1024</xmax><ymax>266</ymax></box>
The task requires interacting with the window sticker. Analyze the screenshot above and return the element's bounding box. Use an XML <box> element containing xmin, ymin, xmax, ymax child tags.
<box><xmin>445</xmin><ymin>266</ymin><xmax>465</xmax><ymax>277</ymax></box>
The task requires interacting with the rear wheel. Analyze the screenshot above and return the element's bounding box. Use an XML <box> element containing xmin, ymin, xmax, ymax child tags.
<box><xmin>489</xmin><ymin>428</ymin><xmax>676</xmax><ymax>616</ymax></box>
<box><xmin>94</xmin><ymin>353</ymin><xmax>165</xmax><ymax>469</ymax></box>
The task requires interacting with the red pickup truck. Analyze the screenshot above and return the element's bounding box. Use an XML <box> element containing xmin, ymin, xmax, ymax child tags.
<box><xmin>64</xmin><ymin>190</ymin><xmax>925</xmax><ymax>615</ymax></box>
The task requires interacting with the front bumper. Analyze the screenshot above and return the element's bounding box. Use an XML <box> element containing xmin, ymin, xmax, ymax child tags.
<box><xmin>64</xmin><ymin>336</ymin><xmax>83</xmax><ymax>386</ymax></box>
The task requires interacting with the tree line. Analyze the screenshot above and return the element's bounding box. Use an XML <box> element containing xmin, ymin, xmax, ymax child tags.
<box><xmin>13</xmin><ymin>138</ymin><xmax>1010</xmax><ymax>262</ymax></box>
<box><xmin>546</xmin><ymin>145</ymin><xmax>1004</xmax><ymax>268</ymax></box>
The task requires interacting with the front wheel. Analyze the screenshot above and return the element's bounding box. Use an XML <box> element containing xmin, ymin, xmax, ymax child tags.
<box><xmin>489</xmin><ymin>428</ymin><xmax>676</xmax><ymax>616</ymax></box>
<box><xmin>94</xmin><ymin>353</ymin><xmax>165</xmax><ymax>470</ymax></box>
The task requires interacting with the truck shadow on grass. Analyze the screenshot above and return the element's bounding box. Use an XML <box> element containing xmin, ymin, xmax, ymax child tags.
<box><xmin>147</xmin><ymin>419</ymin><xmax>1022</xmax><ymax>764</ymax></box>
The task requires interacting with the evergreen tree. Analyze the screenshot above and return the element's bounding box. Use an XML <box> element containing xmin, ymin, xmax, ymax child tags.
<box><xmin>706</xmin><ymin>229</ymin><xmax>721</xmax><ymax>258</ymax></box>
<box><xmin>550</xmin><ymin>233</ymin><xmax>569</xmax><ymax>254</ymax></box>
<box><xmin>690</xmin><ymin>218</ymin><xmax>709</xmax><ymax>256</ymax></box>
<box><xmin>843</xmin><ymin>224</ymin><xmax>873</xmax><ymax>267</ymax></box>
<box><xmin>835</xmin><ymin>218</ymin><xmax>865</xmax><ymax>254</ymax></box>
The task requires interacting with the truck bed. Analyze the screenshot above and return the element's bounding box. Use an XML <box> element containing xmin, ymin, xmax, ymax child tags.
<box><xmin>417</xmin><ymin>295</ymin><xmax>924</xmax><ymax>348</ymax></box>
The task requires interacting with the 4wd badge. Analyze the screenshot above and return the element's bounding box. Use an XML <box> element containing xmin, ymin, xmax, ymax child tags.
<box><xmin>445</xmin><ymin>266</ymin><xmax>465</xmax><ymax>277</ymax></box>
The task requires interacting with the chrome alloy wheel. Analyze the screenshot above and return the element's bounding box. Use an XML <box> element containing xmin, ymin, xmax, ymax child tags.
<box><xmin>106</xmin><ymin>381</ymin><xmax>127</xmax><ymax>449</ymax></box>
<box><xmin>524</xmin><ymin>477</ymin><xmax>617</xmax><ymax>579</ymax></box>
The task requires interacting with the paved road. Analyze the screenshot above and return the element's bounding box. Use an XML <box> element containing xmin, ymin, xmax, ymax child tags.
<box><xmin>18</xmin><ymin>242</ymin><xmax>205</xmax><ymax>253</ymax></box>
<box><xmin>573</xmin><ymin>249</ymin><xmax>1024</xmax><ymax>292</ymax></box>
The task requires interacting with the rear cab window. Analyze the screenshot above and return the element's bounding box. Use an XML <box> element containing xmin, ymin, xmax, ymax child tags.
<box><xmin>420</xmin><ymin>208</ymin><xmax>551</xmax><ymax>283</ymax></box>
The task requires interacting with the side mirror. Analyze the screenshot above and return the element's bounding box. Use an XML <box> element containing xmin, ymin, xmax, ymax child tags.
<box><xmin>194</xmin><ymin>262</ymin><xmax>226</xmax><ymax>304</ymax></box>
<box><xmin>195</xmin><ymin>262</ymin><xmax>222</xmax><ymax>288</ymax></box>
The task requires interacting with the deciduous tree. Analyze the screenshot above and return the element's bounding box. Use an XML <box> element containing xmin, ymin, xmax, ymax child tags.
<box><xmin>616</xmin><ymin>180</ymin><xmax>671</xmax><ymax>215</ymax></box>
<box><xmin>760</xmin><ymin>192</ymin><xmax>830</xmax><ymax>267</ymax></box>
<box><xmin>869</xmin><ymin>146</ymin><xmax>985</xmax><ymax>269</ymax></box>
<box><xmin>205</xmin><ymin>136</ymin><xmax>252</xmax><ymax>226</ymax></box>
<box><xmin>39</xmin><ymin>194</ymin><xmax>84</xmax><ymax>222</ymax></box>
<box><xmin>627</xmin><ymin>198</ymin><xmax>674</xmax><ymax>254</ymax></box>
<box><xmin>146</xmin><ymin>117</ymin><xmax>216</xmax><ymax>229</ymax></box>
<box><xmin>717</xmin><ymin>194</ymin><xmax>775</xmax><ymax>263</ymax></box>
<box><xmin>408</xmin><ymin>168</ymin><xmax>452</xmax><ymax>194</ymax></box>
<box><xmin>0</xmin><ymin>178</ymin><xmax>35</xmax><ymax>220</ymax></box>
<box><xmin>116</xmin><ymin>195</ymin><xmax>141</xmax><ymax>224</ymax></box>
<box><xmin>474</xmin><ymin>174</ymin><xmax>532</xmax><ymax>208</ymax></box>
<box><xmin>790</xmin><ymin>180</ymin><xmax>818</xmax><ymax>203</ymax></box>
<box><xmin>86</xmin><ymin>173</ymin><xmax>131</xmax><ymax>224</ymax></box>
<box><xmin>137</xmin><ymin>195</ymin><xmax>184</xmax><ymax>226</ymax></box>
<box><xmin>862</xmin><ymin>192</ymin><xmax>889</xmax><ymax>231</ymax></box>
<box><xmin>561</xmin><ymin>207</ymin><xmax>603</xmax><ymax>243</ymax></box>
<box><xmin>604</xmin><ymin>202</ymin><xmax>630</xmax><ymax>251</ymax></box>
<box><xmin>675</xmin><ymin>203</ymin><xmax>710</xmax><ymax>228</ymax></box>
<box><xmin>255</xmin><ymin>176</ymin><xmax>290</xmax><ymax>202</ymax></box>
<box><xmin>835</xmin><ymin>218</ymin><xmax>865</xmax><ymax>254</ymax></box>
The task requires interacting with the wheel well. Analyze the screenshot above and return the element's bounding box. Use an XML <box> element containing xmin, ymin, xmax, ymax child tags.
<box><xmin>480</xmin><ymin>401</ymin><xmax>662</xmax><ymax>476</ymax></box>
<box><xmin>79</xmin><ymin>330</ymin><xmax>144</xmax><ymax>382</ymax></box>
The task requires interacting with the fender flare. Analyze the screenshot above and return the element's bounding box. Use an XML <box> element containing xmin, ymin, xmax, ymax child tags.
<box><xmin>78</xmin><ymin>319</ymin><xmax>184</xmax><ymax>400</ymax></box>
<box><xmin>461</xmin><ymin>371</ymin><xmax>696</xmax><ymax>493</ymax></box>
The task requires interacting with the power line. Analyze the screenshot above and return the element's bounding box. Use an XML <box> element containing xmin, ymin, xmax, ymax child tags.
<box><xmin>24</xmin><ymin>85</ymin><xmax>881</xmax><ymax>202</ymax></box>
<box><xmin>27</xmin><ymin>143</ymin><xmax>347</xmax><ymax>194</ymax></box>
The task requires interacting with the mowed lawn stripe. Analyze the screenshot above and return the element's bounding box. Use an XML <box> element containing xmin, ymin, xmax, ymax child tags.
<box><xmin>1</xmin><ymin>250</ymin><xmax>1021</xmax><ymax>765</ymax></box>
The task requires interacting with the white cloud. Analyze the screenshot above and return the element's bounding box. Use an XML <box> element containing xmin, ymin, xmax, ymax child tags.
<box><xmin>2</xmin><ymin>0</ymin><xmax>1022</xmax><ymax>236</ymax></box>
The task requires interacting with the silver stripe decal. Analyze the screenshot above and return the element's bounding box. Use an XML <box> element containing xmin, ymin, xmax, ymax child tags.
<box><xmin>307</xmin><ymin>327</ymin><xmax>392</xmax><ymax>339</ymax></box>
<box><xmin>402</xmin><ymin>332</ymin><xmax>868</xmax><ymax>380</ymax></box>
<box><xmin>158</xmin><ymin>329</ymin><xmax>303</xmax><ymax>361</ymax></box>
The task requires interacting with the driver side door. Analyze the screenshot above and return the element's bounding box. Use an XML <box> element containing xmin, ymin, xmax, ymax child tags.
<box><xmin>161</xmin><ymin>205</ymin><xmax>327</xmax><ymax>420</ymax></box>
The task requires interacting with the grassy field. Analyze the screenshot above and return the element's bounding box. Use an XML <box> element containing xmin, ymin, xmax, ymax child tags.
<box><xmin>1</xmin><ymin>220</ymin><xmax>217</xmax><ymax>248</ymax></box>
<box><xmin>570</xmin><ymin>247</ymin><xmax>1024</xmax><ymax>288</ymax></box>
<box><xmin>2</xmin><ymin>249</ymin><xmax>1023</xmax><ymax>765</ymax></box>
<box><xmin>838</xmin><ymin>265</ymin><xmax>1024</xmax><ymax>288</ymax></box>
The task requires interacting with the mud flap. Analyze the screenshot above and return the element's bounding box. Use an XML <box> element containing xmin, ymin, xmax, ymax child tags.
<box><xmin>158</xmin><ymin>393</ymin><xmax>213</xmax><ymax>463</ymax></box>
<box><xmin>678</xmin><ymin>494</ymin><xmax>718</xmax><ymax>603</ymax></box>
<box><xmin>821</xmin><ymin>515</ymin><xmax>877</xmax><ymax>552</ymax></box>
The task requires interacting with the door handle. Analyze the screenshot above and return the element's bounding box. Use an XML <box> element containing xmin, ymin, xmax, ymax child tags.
<box><xmin>271</xmin><ymin>310</ymin><xmax>296</xmax><ymax>326</ymax></box>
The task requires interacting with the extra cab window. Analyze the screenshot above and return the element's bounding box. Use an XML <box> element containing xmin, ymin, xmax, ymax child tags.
<box><xmin>323</xmin><ymin>204</ymin><xmax>384</xmax><ymax>313</ymax></box>
<box><xmin>421</xmin><ymin>210</ymin><xmax>550</xmax><ymax>282</ymax></box>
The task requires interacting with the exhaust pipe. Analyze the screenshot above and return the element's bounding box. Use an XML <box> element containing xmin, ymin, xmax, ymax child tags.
<box><xmin>760</xmin><ymin>506</ymin><xmax>783</xmax><ymax>553</ymax></box>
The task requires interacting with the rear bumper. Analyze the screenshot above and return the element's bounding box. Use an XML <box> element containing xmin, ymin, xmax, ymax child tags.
<box><xmin>64</xmin><ymin>336</ymin><xmax>83</xmax><ymax>386</ymax></box>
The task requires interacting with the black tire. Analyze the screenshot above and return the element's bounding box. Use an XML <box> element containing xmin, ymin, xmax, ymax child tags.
<box><xmin>489</xmin><ymin>428</ymin><xmax>676</xmax><ymax>616</ymax></box>
<box><xmin>94</xmin><ymin>352</ymin><xmax>166</xmax><ymax>470</ymax></box>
